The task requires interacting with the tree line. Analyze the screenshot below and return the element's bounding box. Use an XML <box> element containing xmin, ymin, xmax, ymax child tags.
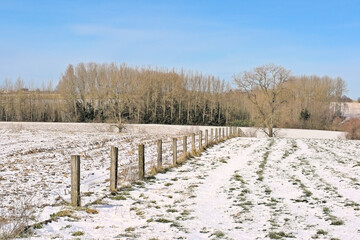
<box><xmin>0</xmin><ymin>62</ymin><xmax>349</xmax><ymax>131</ymax></box>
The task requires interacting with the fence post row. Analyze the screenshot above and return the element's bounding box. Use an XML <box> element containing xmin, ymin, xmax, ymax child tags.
<box><xmin>70</xmin><ymin>127</ymin><xmax>246</xmax><ymax>204</ymax></box>
<box><xmin>173</xmin><ymin>138</ymin><xmax>177</xmax><ymax>166</ymax></box>
<box><xmin>138</xmin><ymin>144</ymin><xmax>145</xmax><ymax>180</ymax></box>
<box><xmin>71</xmin><ymin>155</ymin><xmax>81</xmax><ymax>207</ymax></box>
<box><xmin>110</xmin><ymin>146</ymin><xmax>118</xmax><ymax>192</ymax></box>
<box><xmin>157</xmin><ymin>139</ymin><xmax>162</xmax><ymax>170</ymax></box>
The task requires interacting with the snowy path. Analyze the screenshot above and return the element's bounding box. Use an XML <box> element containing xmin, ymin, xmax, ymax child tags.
<box><xmin>27</xmin><ymin>137</ymin><xmax>360</xmax><ymax>239</ymax></box>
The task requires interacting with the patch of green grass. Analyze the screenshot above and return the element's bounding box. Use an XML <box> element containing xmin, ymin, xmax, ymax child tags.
<box><xmin>109</xmin><ymin>190</ymin><xmax>130</xmax><ymax>201</ymax></box>
<box><xmin>256</xmin><ymin>150</ymin><xmax>271</xmax><ymax>182</ymax></box>
<box><xmin>316</xmin><ymin>229</ymin><xmax>327</xmax><ymax>235</ymax></box>
<box><xmin>135</xmin><ymin>210</ymin><xmax>144</xmax><ymax>216</ymax></box>
<box><xmin>125</xmin><ymin>227</ymin><xmax>135</xmax><ymax>232</ymax></box>
<box><xmin>134</xmin><ymin>181</ymin><xmax>145</xmax><ymax>188</ymax></box>
<box><xmin>114</xmin><ymin>233</ymin><xmax>139</xmax><ymax>238</ymax></box>
<box><xmin>330</xmin><ymin>219</ymin><xmax>344</xmax><ymax>225</ymax></box>
<box><xmin>166</xmin><ymin>209</ymin><xmax>178</xmax><ymax>213</ymax></box>
<box><xmin>344</xmin><ymin>201</ymin><xmax>360</xmax><ymax>207</ymax></box>
<box><xmin>323</xmin><ymin>207</ymin><xmax>330</xmax><ymax>215</ymax></box>
<box><xmin>60</xmin><ymin>224</ymin><xmax>72</xmax><ymax>230</ymax></box>
<box><xmin>265</xmin><ymin>188</ymin><xmax>272</xmax><ymax>194</ymax></box>
<box><xmin>268</xmin><ymin>231</ymin><xmax>294</xmax><ymax>239</ymax></box>
<box><xmin>155</xmin><ymin>218</ymin><xmax>172</xmax><ymax>223</ymax></box>
<box><xmin>170</xmin><ymin>222</ymin><xmax>181</xmax><ymax>228</ymax></box>
<box><xmin>211</xmin><ymin>230</ymin><xmax>225</xmax><ymax>238</ymax></box>
<box><xmin>110</xmin><ymin>195</ymin><xmax>127</xmax><ymax>200</ymax></box>
<box><xmin>32</xmin><ymin>223</ymin><xmax>43</xmax><ymax>229</ymax></box>
<box><xmin>71</xmin><ymin>231</ymin><xmax>84</xmax><ymax>236</ymax></box>
<box><xmin>232</xmin><ymin>174</ymin><xmax>245</xmax><ymax>183</ymax></box>
<box><xmin>180</xmin><ymin>210</ymin><xmax>191</xmax><ymax>216</ymax></box>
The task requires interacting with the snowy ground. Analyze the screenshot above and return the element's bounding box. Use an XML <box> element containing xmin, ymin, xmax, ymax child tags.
<box><xmin>0</xmin><ymin>124</ymin><xmax>206</xmax><ymax>217</ymax></box>
<box><xmin>0</xmin><ymin>123</ymin><xmax>358</xmax><ymax>239</ymax></box>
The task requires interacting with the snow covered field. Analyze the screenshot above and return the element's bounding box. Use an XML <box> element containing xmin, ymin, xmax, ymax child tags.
<box><xmin>0</xmin><ymin>122</ymin><xmax>358</xmax><ymax>239</ymax></box>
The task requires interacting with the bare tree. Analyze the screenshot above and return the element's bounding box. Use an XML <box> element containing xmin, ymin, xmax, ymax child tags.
<box><xmin>234</xmin><ymin>63</ymin><xmax>291</xmax><ymax>137</ymax></box>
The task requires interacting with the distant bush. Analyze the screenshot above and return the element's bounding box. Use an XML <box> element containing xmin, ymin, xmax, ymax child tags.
<box><xmin>341</xmin><ymin>95</ymin><xmax>353</xmax><ymax>102</ymax></box>
<box><xmin>342</xmin><ymin>118</ymin><xmax>360</xmax><ymax>140</ymax></box>
<box><xmin>228</xmin><ymin>119</ymin><xmax>255</xmax><ymax>127</ymax></box>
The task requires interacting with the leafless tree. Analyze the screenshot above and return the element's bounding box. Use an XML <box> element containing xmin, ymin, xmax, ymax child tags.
<box><xmin>234</xmin><ymin>63</ymin><xmax>291</xmax><ymax>137</ymax></box>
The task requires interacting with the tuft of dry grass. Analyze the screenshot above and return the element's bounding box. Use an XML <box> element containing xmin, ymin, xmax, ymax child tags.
<box><xmin>50</xmin><ymin>210</ymin><xmax>74</xmax><ymax>219</ymax></box>
<box><xmin>150</xmin><ymin>164</ymin><xmax>158</xmax><ymax>176</ymax></box>
<box><xmin>176</xmin><ymin>152</ymin><xmax>192</xmax><ymax>164</ymax></box>
<box><xmin>85</xmin><ymin>208</ymin><xmax>99</xmax><ymax>215</ymax></box>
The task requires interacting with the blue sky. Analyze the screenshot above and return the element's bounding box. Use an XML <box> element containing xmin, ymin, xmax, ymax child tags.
<box><xmin>0</xmin><ymin>0</ymin><xmax>359</xmax><ymax>98</ymax></box>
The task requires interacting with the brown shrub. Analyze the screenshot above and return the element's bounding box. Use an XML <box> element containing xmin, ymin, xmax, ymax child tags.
<box><xmin>342</xmin><ymin>118</ymin><xmax>360</xmax><ymax>140</ymax></box>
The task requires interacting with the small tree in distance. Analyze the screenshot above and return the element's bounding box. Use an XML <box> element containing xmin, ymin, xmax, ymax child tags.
<box><xmin>233</xmin><ymin>63</ymin><xmax>291</xmax><ymax>137</ymax></box>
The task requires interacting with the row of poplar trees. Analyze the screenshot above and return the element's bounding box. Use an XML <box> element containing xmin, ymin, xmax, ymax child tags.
<box><xmin>56</xmin><ymin>63</ymin><xmax>241</xmax><ymax>125</ymax></box>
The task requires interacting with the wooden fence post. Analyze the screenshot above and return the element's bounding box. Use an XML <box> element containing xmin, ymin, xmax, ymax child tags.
<box><xmin>222</xmin><ymin>128</ymin><xmax>225</xmax><ymax>140</ymax></box>
<box><xmin>173</xmin><ymin>138</ymin><xmax>177</xmax><ymax>166</ymax></box>
<box><xmin>199</xmin><ymin>131</ymin><xmax>203</xmax><ymax>150</ymax></box>
<box><xmin>219</xmin><ymin>127</ymin><xmax>222</xmax><ymax>140</ymax></box>
<box><xmin>215</xmin><ymin>128</ymin><xmax>218</xmax><ymax>142</ymax></box>
<box><xmin>110</xmin><ymin>146</ymin><xmax>118</xmax><ymax>192</ymax></box>
<box><xmin>205</xmin><ymin>130</ymin><xmax>208</xmax><ymax>147</ymax></box>
<box><xmin>183</xmin><ymin>136</ymin><xmax>187</xmax><ymax>156</ymax></box>
<box><xmin>71</xmin><ymin>155</ymin><xmax>81</xmax><ymax>207</ymax></box>
<box><xmin>157</xmin><ymin>139</ymin><xmax>162</xmax><ymax>170</ymax></box>
<box><xmin>191</xmin><ymin>133</ymin><xmax>196</xmax><ymax>154</ymax></box>
<box><xmin>210</xmin><ymin>128</ymin><xmax>214</xmax><ymax>144</ymax></box>
<box><xmin>138</xmin><ymin>144</ymin><xmax>145</xmax><ymax>180</ymax></box>
<box><xmin>226</xmin><ymin>127</ymin><xmax>229</xmax><ymax>139</ymax></box>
